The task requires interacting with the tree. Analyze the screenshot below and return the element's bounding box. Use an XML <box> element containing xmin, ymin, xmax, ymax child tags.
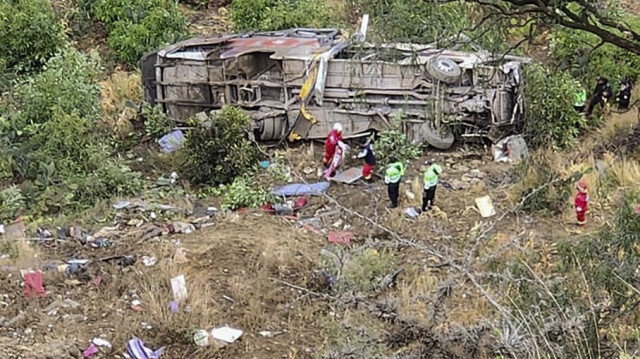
<box><xmin>429</xmin><ymin>0</ymin><xmax>640</xmax><ymax>55</ymax></box>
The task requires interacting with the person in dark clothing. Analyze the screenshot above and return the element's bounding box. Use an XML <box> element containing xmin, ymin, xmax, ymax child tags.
<box><xmin>616</xmin><ymin>78</ymin><xmax>633</xmax><ymax>110</ymax></box>
<box><xmin>353</xmin><ymin>137</ymin><xmax>376</xmax><ymax>181</ymax></box>
<box><xmin>586</xmin><ymin>76</ymin><xmax>613</xmax><ymax>116</ymax></box>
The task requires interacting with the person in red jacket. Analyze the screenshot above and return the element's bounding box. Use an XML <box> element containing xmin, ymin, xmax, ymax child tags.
<box><xmin>323</xmin><ymin>123</ymin><xmax>343</xmax><ymax>168</ymax></box>
<box><xmin>574</xmin><ymin>181</ymin><xmax>589</xmax><ymax>226</ymax></box>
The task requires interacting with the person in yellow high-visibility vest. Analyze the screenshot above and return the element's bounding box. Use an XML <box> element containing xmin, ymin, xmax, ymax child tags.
<box><xmin>574</xmin><ymin>82</ymin><xmax>587</xmax><ymax>113</ymax></box>
<box><xmin>422</xmin><ymin>160</ymin><xmax>442</xmax><ymax>212</ymax></box>
<box><xmin>384</xmin><ymin>156</ymin><xmax>405</xmax><ymax>209</ymax></box>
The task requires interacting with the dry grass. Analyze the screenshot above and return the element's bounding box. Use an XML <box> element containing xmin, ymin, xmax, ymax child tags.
<box><xmin>99</xmin><ymin>69</ymin><xmax>142</xmax><ymax>137</ymax></box>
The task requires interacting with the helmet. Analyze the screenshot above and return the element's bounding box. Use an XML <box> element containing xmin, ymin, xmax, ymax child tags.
<box><xmin>333</xmin><ymin>123</ymin><xmax>343</xmax><ymax>133</ymax></box>
<box><xmin>577</xmin><ymin>181</ymin><xmax>588</xmax><ymax>192</ymax></box>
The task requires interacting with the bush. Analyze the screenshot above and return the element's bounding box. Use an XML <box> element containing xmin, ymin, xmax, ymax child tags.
<box><xmin>181</xmin><ymin>106</ymin><xmax>261</xmax><ymax>185</ymax></box>
<box><xmin>87</xmin><ymin>0</ymin><xmax>189</xmax><ymax>66</ymax></box>
<box><xmin>217</xmin><ymin>176</ymin><xmax>270</xmax><ymax>210</ymax></box>
<box><xmin>515</xmin><ymin>154</ymin><xmax>586</xmax><ymax>214</ymax></box>
<box><xmin>523</xmin><ymin>64</ymin><xmax>586</xmax><ymax>149</ymax></box>
<box><xmin>107</xmin><ymin>7</ymin><xmax>188</xmax><ymax>65</ymax></box>
<box><xmin>0</xmin><ymin>186</ymin><xmax>25</xmax><ymax>223</ymax></box>
<box><xmin>230</xmin><ymin>0</ymin><xmax>336</xmax><ymax>31</ymax></box>
<box><xmin>0</xmin><ymin>0</ymin><xmax>66</xmax><ymax>72</ymax></box>
<box><xmin>3</xmin><ymin>48</ymin><xmax>143</xmax><ymax>216</ymax></box>
<box><xmin>141</xmin><ymin>104</ymin><xmax>176</xmax><ymax>139</ymax></box>
<box><xmin>11</xmin><ymin>48</ymin><xmax>101</xmax><ymax>130</ymax></box>
<box><xmin>373</xmin><ymin>112</ymin><xmax>422</xmax><ymax>167</ymax></box>
<box><xmin>549</xmin><ymin>26</ymin><xmax>640</xmax><ymax>87</ymax></box>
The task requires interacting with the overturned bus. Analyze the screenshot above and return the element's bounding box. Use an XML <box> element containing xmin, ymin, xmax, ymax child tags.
<box><xmin>141</xmin><ymin>22</ymin><xmax>529</xmax><ymax>149</ymax></box>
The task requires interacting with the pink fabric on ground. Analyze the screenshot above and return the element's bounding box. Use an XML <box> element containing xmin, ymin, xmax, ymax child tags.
<box><xmin>23</xmin><ymin>271</ymin><xmax>45</xmax><ymax>298</ymax></box>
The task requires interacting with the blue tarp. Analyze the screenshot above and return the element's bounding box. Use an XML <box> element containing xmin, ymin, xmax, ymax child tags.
<box><xmin>273</xmin><ymin>182</ymin><xmax>330</xmax><ymax>197</ymax></box>
<box><xmin>158</xmin><ymin>130</ymin><xmax>185</xmax><ymax>154</ymax></box>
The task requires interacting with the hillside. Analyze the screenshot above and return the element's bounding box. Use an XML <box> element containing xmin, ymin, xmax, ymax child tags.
<box><xmin>0</xmin><ymin>1</ymin><xmax>639</xmax><ymax>358</ymax></box>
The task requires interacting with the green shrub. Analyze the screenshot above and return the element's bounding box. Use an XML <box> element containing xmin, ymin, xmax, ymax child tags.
<box><xmin>218</xmin><ymin>176</ymin><xmax>270</xmax><ymax>210</ymax></box>
<box><xmin>0</xmin><ymin>0</ymin><xmax>65</xmax><ymax>72</ymax></box>
<box><xmin>90</xmin><ymin>0</ymin><xmax>174</xmax><ymax>24</ymax></box>
<box><xmin>373</xmin><ymin>112</ymin><xmax>422</xmax><ymax>167</ymax></box>
<box><xmin>141</xmin><ymin>103</ymin><xmax>176</xmax><ymax>139</ymax></box>
<box><xmin>230</xmin><ymin>0</ymin><xmax>336</xmax><ymax>31</ymax></box>
<box><xmin>523</xmin><ymin>64</ymin><xmax>586</xmax><ymax>149</ymax></box>
<box><xmin>107</xmin><ymin>6</ymin><xmax>188</xmax><ymax>65</ymax></box>
<box><xmin>87</xmin><ymin>0</ymin><xmax>189</xmax><ymax>66</ymax></box>
<box><xmin>0</xmin><ymin>186</ymin><xmax>25</xmax><ymax>223</ymax></box>
<box><xmin>549</xmin><ymin>26</ymin><xmax>640</xmax><ymax>86</ymax></box>
<box><xmin>11</xmin><ymin>48</ymin><xmax>101</xmax><ymax>130</ymax></box>
<box><xmin>181</xmin><ymin>106</ymin><xmax>261</xmax><ymax>185</ymax></box>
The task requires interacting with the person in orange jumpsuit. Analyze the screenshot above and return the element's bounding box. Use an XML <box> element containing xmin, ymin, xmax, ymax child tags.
<box><xmin>323</xmin><ymin>123</ymin><xmax>343</xmax><ymax>169</ymax></box>
<box><xmin>574</xmin><ymin>181</ymin><xmax>589</xmax><ymax>226</ymax></box>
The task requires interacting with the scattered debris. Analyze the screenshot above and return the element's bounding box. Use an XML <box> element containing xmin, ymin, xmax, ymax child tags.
<box><xmin>259</xmin><ymin>330</ymin><xmax>285</xmax><ymax>338</ymax></box>
<box><xmin>141</xmin><ymin>256</ymin><xmax>157</xmax><ymax>267</ymax></box>
<box><xmin>328</xmin><ymin>230</ymin><xmax>352</xmax><ymax>244</ymax></box>
<box><xmin>172</xmin><ymin>247</ymin><xmax>188</xmax><ymax>264</ymax></box>
<box><xmin>171</xmin><ymin>275</ymin><xmax>188</xmax><ymax>302</ymax></box>
<box><xmin>131</xmin><ymin>299</ymin><xmax>143</xmax><ymax>311</ymax></box>
<box><xmin>44</xmin><ymin>299</ymin><xmax>81</xmax><ymax>312</ymax></box>
<box><xmin>303</xmin><ymin>167</ymin><xmax>314</xmax><ymax>175</ymax></box>
<box><xmin>475</xmin><ymin>196</ymin><xmax>497</xmax><ymax>218</ymax></box>
<box><xmin>158</xmin><ymin>129</ymin><xmax>184</xmax><ymax>154</ymax></box>
<box><xmin>402</xmin><ymin>207</ymin><xmax>421</xmax><ymax>218</ymax></box>
<box><xmin>169</xmin><ymin>222</ymin><xmax>195</xmax><ymax>234</ymax></box>
<box><xmin>169</xmin><ymin>301</ymin><xmax>179</xmax><ymax>313</ymax></box>
<box><xmin>93</xmin><ymin>338</ymin><xmax>111</xmax><ymax>347</ymax></box>
<box><xmin>272</xmin><ymin>182</ymin><xmax>330</xmax><ymax>197</ymax></box>
<box><xmin>126</xmin><ymin>337</ymin><xmax>164</xmax><ymax>359</ymax></box>
<box><xmin>493</xmin><ymin>135</ymin><xmax>529</xmax><ymax>163</ymax></box>
<box><xmin>22</xmin><ymin>270</ymin><xmax>45</xmax><ymax>298</ymax></box>
<box><xmin>211</xmin><ymin>326</ymin><xmax>244</xmax><ymax>343</ymax></box>
<box><xmin>83</xmin><ymin>343</ymin><xmax>99</xmax><ymax>358</ymax></box>
<box><xmin>259</xmin><ymin>160</ymin><xmax>270</xmax><ymax>169</ymax></box>
<box><xmin>405</xmin><ymin>189</ymin><xmax>415</xmax><ymax>200</ymax></box>
<box><xmin>330</xmin><ymin>167</ymin><xmax>363</xmax><ymax>184</ymax></box>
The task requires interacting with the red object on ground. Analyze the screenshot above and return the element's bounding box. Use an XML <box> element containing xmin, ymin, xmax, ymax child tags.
<box><xmin>323</xmin><ymin>129</ymin><xmax>343</xmax><ymax>165</ymax></box>
<box><xmin>328</xmin><ymin>231</ymin><xmax>352</xmax><ymax>244</ymax></box>
<box><xmin>90</xmin><ymin>274</ymin><xmax>102</xmax><ymax>287</ymax></box>
<box><xmin>23</xmin><ymin>270</ymin><xmax>46</xmax><ymax>298</ymax></box>
<box><xmin>260</xmin><ymin>203</ymin><xmax>275</xmax><ymax>214</ymax></box>
<box><xmin>635</xmin><ymin>204</ymin><xmax>640</xmax><ymax>215</ymax></box>
<box><xmin>574</xmin><ymin>191</ymin><xmax>589</xmax><ymax>225</ymax></box>
<box><xmin>293</xmin><ymin>197</ymin><xmax>308</xmax><ymax>211</ymax></box>
<box><xmin>362</xmin><ymin>163</ymin><xmax>375</xmax><ymax>179</ymax></box>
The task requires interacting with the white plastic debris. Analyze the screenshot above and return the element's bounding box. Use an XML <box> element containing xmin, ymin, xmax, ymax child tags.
<box><xmin>475</xmin><ymin>196</ymin><xmax>496</xmax><ymax>218</ymax></box>
<box><xmin>92</xmin><ymin>337</ymin><xmax>112</xmax><ymax>348</ymax></box>
<box><xmin>141</xmin><ymin>256</ymin><xmax>157</xmax><ymax>267</ymax></box>
<box><xmin>493</xmin><ymin>135</ymin><xmax>529</xmax><ymax>163</ymax></box>
<box><xmin>211</xmin><ymin>326</ymin><xmax>243</xmax><ymax>343</ymax></box>
<box><xmin>171</xmin><ymin>275</ymin><xmax>188</xmax><ymax>302</ymax></box>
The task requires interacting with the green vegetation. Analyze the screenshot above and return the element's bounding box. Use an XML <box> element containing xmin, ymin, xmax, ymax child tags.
<box><xmin>373</xmin><ymin>112</ymin><xmax>422</xmax><ymax>166</ymax></box>
<box><xmin>0</xmin><ymin>0</ymin><xmax>65</xmax><ymax>73</ymax></box>
<box><xmin>86</xmin><ymin>0</ymin><xmax>189</xmax><ymax>65</ymax></box>
<box><xmin>230</xmin><ymin>0</ymin><xmax>336</xmax><ymax>31</ymax></box>
<box><xmin>524</xmin><ymin>64</ymin><xmax>586</xmax><ymax>149</ymax></box>
<box><xmin>181</xmin><ymin>106</ymin><xmax>261</xmax><ymax>186</ymax></box>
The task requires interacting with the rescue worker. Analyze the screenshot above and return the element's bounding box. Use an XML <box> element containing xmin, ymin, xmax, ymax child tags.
<box><xmin>323</xmin><ymin>123</ymin><xmax>343</xmax><ymax>169</ymax></box>
<box><xmin>574</xmin><ymin>82</ymin><xmax>587</xmax><ymax>113</ymax></box>
<box><xmin>422</xmin><ymin>160</ymin><xmax>442</xmax><ymax>212</ymax></box>
<box><xmin>353</xmin><ymin>137</ymin><xmax>376</xmax><ymax>181</ymax></box>
<box><xmin>615</xmin><ymin>78</ymin><xmax>632</xmax><ymax>110</ymax></box>
<box><xmin>586</xmin><ymin>76</ymin><xmax>612</xmax><ymax>117</ymax></box>
<box><xmin>384</xmin><ymin>156</ymin><xmax>405</xmax><ymax>209</ymax></box>
<box><xmin>574</xmin><ymin>181</ymin><xmax>589</xmax><ymax>226</ymax></box>
<box><xmin>324</xmin><ymin>140</ymin><xmax>348</xmax><ymax>179</ymax></box>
